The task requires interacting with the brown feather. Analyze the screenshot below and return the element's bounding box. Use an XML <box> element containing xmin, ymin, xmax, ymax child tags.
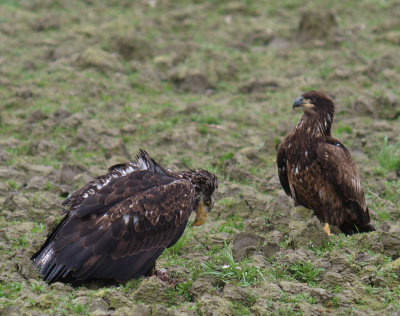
<box><xmin>31</xmin><ymin>150</ymin><xmax>218</xmax><ymax>284</ymax></box>
<box><xmin>277</xmin><ymin>91</ymin><xmax>374</xmax><ymax>234</ymax></box>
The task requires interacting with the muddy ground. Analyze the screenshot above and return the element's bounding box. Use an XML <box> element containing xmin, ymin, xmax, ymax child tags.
<box><xmin>1</xmin><ymin>0</ymin><xmax>400</xmax><ymax>315</ymax></box>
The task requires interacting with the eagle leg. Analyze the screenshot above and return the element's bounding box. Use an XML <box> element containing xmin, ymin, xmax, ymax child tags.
<box><xmin>323</xmin><ymin>223</ymin><xmax>331</xmax><ymax>236</ymax></box>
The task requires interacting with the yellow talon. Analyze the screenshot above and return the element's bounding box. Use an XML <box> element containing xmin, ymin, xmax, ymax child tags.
<box><xmin>324</xmin><ymin>223</ymin><xmax>331</xmax><ymax>236</ymax></box>
<box><xmin>192</xmin><ymin>202</ymin><xmax>208</xmax><ymax>226</ymax></box>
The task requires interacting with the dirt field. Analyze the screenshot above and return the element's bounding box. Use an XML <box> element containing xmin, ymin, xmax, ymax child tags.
<box><xmin>1</xmin><ymin>0</ymin><xmax>400</xmax><ymax>315</ymax></box>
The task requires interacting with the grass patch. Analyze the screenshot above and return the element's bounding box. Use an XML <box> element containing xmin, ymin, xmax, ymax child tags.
<box><xmin>288</xmin><ymin>261</ymin><xmax>324</xmax><ymax>285</ymax></box>
<box><xmin>377</xmin><ymin>137</ymin><xmax>400</xmax><ymax>172</ymax></box>
<box><xmin>201</xmin><ymin>244</ymin><xmax>265</xmax><ymax>287</ymax></box>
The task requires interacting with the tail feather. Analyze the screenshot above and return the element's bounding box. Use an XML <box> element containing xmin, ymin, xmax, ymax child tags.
<box><xmin>340</xmin><ymin>222</ymin><xmax>375</xmax><ymax>235</ymax></box>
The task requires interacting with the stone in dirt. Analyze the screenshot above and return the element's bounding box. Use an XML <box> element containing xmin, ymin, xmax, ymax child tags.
<box><xmin>169</xmin><ymin>68</ymin><xmax>214</xmax><ymax>94</ymax></box>
<box><xmin>298</xmin><ymin>10</ymin><xmax>337</xmax><ymax>41</ymax></box>
<box><xmin>288</xmin><ymin>216</ymin><xmax>329</xmax><ymax>249</ymax></box>
<box><xmin>222</xmin><ymin>284</ymin><xmax>256</xmax><ymax>307</ymax></box>
<box><xmin>198</xmin><ymin>294</ymin><xmax>234</xmax><ymax>316</ymax></box>
<box><xmin>113</xmin><ymin>34</ymin><xmax>152</xmax><ymax>61</ymax></box>
<box><xmin>132</xmin><ymin>276</ymin><xmax>171</xmax><ymax>305</ymax></box>
<box><xmin>232</xmin><ymin>232</ymin><xmax>265</xmax><ymax>260</ymax></box>
<box><xmin>76</xmin><ymin>47</ymin><xmax>122</xmax><ymax>72</ymax></box>
<box><xmin>189</xmin><ymin>277</ymin><xmax>215</xmax><ymax>300</ymax></box>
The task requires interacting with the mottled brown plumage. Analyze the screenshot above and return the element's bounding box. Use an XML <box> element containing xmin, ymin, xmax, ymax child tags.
<box><xmin>32</xmin><ymin>150</ymin><xmax>218</xmax><ymax>283</ymax></box>
<box><xmin>277</xmin><ymin>91</ymin><xmax>375</xmax><ymax>234</ymax></box>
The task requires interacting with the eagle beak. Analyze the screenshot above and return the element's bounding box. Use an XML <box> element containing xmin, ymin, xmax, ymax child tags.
<box><xmin>192</xmin><ymin>202</ymin><xmax>209</xmax><ymax>226</ymax></box>
<box><xmin>292</xmin><ymin>96</ymin><xmax>304</xmax><ymax>109</ymax></box>
<box><xmin>293</xmin><ymin>96</ymin><xmax>314</xmax><ymax>109</ymax></box>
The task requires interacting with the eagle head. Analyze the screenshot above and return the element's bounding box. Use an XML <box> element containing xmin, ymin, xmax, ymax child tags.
<box><xmin>292</xmin><ymin>90</ymin><xmax>334</xmax><ymax>115</ymax></box>
<box><xmin>180</xmin><ymin>169</ymin><xmax>218</xmax><ymax>226</ymax></box>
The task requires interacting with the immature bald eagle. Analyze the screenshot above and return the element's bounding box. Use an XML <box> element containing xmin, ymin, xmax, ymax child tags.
<box><xmin>32</xmin><ymin>150</ymin><xmax>218</xmax><ymax>283</ymax></box>
<box><xmin>277</xmin><ymin>91</ymin><xmax>375</xmax><ymax>235</ymax></box>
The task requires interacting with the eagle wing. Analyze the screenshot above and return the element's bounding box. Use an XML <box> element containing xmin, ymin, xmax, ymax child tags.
<box><xmin>32</xmin><ymin>177</ymin><xmax>195</xmax><ymax>282</ymax></box>
<box><xmin>62</xmin><ymin>149</ymin><xmax>168</xmax><ymax>213</ymax></box>
<box><xmin>316</xmin><ymin>137</ymin><xmax>366</xmax><ymax>210</ymax></box>
<box><xmin>277</xmin><ymin>142</ymin><xmax>291</xmax><ymax>196</ymax></box>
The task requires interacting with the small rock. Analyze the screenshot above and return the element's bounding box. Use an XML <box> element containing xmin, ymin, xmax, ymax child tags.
<box><xmin>239</xmin><ymin>79</ymin><xmax>279</xmax><ymax>94</ymax></box>
<box><xmin>222</xmin><ymin>284</ymin><xmax>253</xmax><ymax>306</ymax></box>
<box><xmin>26</xmin><ymin>176</ymin><xmax>48</xmax><ymax>190</ymax></box>
<box><xmin>132</xmin><ymin>276</ymin><xmax>170</xmax><ymax>305</ymax></box>
<box><xmin>169</xmin><ymin>68</ymin><xmax>214</xmax><ymax>93</ymax></box>
<box><xmin>232</xmin><ymin>232</ymin><xmax>265</xmax><ymax>260</ymax></box>
<box><xmin>0</xmin><ymin>305</ymin><xmax>20</xmax><ymax>316</ymax></box>
<box><xmin>14</xmin><ymin>88</ymin><xmax>34</xmax><ymax>99</ymax></box>
<box><xmin>198</xmin><ymin>294</ymin><xmax>233</xmax><ymax>316</ymax></box>
<box><xmin>59</xmin><ymin>164</ymin><xmax>86</xmax><ymax>185</ymax></box>
<box><xmin>380</xmin><ymin>231</ymin><xmax>400</xmax><ymax>258</ymax></box>
<box><xmin>262</xmin><ymin>242</ymin><xmax>281</xmax><ymax>259</ymax></box>
<box><xmin>26</xmin><ymin>110</ymin><xmax>46</xmax><ymax>123</ymax></box>
<box><xmin>298</xmin><ymin>10</ymin><xmax>337</xmax><ymax>41</ymax></box>
<box><xmin>76</xmin><ymin>47</ymin><xmax>122</xmax><ymax>72</ymax></box>
<box><xmin>32</xmin><ymin>16</ymin><xmax>60</xmax><ymax>31</ymax></box>
<box><xmin>114</xmin><ymin>34</ymin><xmax>152</xmax><ymax>60</ymax></box>
<box><xmin>322</xmin><ymin>271</ymin><xmax>344</xmax><ymax>285</ymax></box>
<box><xmin>189</xmin><ymin>277</ymin><xmax>214</xmax><ymax>300</ymax></box>
<box><xmin>289</xmin><ymin>217</ymin><xmax>329</xmax><ymax>249</ymax></box>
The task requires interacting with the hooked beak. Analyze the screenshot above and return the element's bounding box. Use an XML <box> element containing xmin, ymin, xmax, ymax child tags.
<box><xmin>292</xmin><ymin>96</ymin><xmax>304</xmax><ymax>109</ymax></box>
<box><xmin>192</xmin><ymin>202</ymin><xmax>209</xmax><ymax>226</ymax></box>
<box><xmin>292</xmin><ymin>96</ymin><xmax>314</xmax><ymax>110</ymax></box>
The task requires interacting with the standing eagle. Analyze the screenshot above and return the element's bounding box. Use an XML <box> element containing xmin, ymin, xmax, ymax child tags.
<box><xmin>32</xmin><ymin>149</ymin><xmax>218</xmax><ymax>283</ymax></box>
<box><xmin>277</xmin><ymin>91</ymin><xmax>375</xmax><ymax>235</ymax></box>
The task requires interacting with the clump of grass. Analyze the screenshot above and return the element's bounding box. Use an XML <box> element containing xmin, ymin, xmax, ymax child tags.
<box><xmin>377</xmin><ymin>137</ymin><xmax>400</xmax><ymax>172</ymax></box>
<box><xmin>289</xmin><ymin>261</ymin><xmax>323</xmax><ymax>285</ymax></box>
<box><xmin>201</xmin><ymin>244</ymin><xmax>265</xmax><ymax>287</ymax></box>
<box><xmin>0</xmin><ymin>281</ymin><xmax>23</xmax><ymax>299</ymax></box>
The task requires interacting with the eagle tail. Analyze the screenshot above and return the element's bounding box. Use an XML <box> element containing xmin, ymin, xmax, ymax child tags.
<box><xmin>31</xmin><ymin>217</ymin><xmax>71</xmax><ymax>283</ymax></box>
<box><xmin>339</xmin><ymin>222</ymin><xmax>375</xmax><ymax>235</ymax></box>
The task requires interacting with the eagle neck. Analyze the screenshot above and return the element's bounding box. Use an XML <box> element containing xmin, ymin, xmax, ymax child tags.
<box><xmin>299</xmin><ymin>110</ymin><xmax>333</xmax><ymax>137</ymax></box>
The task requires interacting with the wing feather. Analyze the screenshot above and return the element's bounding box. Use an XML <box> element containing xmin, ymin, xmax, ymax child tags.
<box><xmin>32</xmin><ymin>177</ymin><xmax>195</xmax><ymax>282</ymax></box>
<box><xmin>316</xmin><ymin>137</ymin><xmax>366</xmax><ymax>210</ymax></box>
<box><xmin>277</xmin><ymin>142</ymin><xmax>291</xmax><ymax>196</ymax></box>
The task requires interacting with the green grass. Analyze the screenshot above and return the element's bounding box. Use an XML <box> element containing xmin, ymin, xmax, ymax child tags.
<box><xmin>0</xmin><ymin>0</ymin><xmax>400</xmax><ymax>314</ymax></box>
<box><xmin>288</xmin><ymin>261</ymin><xmax>324</xmax><ymax>285</ymax></box>
<box><xmin>0</xmin><ymin>282</ymin><xmax>23</xmax><ymax>300</ymax></box>
<box><xmin>201</xmin><ymin>244</ymin><xmax>265</xmax><ymax>287</ymax></box>
<box><xmin>377</xmin><ymin>137</ymin><xmax>400</xmax><ymax>172</ymax></box>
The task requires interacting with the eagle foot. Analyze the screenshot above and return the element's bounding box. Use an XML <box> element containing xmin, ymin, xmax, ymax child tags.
<box><xmin>323</xmin><ymin>223</ymin><xmax>331</xmax><ymax>236</ymax></box>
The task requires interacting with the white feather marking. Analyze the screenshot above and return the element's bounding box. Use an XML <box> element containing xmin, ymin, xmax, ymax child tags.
<box><xmin>40</xmin><ymin>247</ymin><xmax>54</xmax><ymax>267</ymax></box>
<box><xmin>295</xmin><ymin>166</ymin><xmax>299</xmax><ymax>174</ymax></box>
<box><xmin>88</xmin><ymin>189</ymin><xmax>95</xmax><ymax>194</ymax></box>
<box><xmin>133</xmin><ymin>215</ymin><xmax>139</xmax><ymax>226</ymax></box>
<box><xmin>83</xmin><ymin>193</ymin><xmax>88</xmax><ymax>198</ymax></box>
<box><xmin>305</xmin><ymin>150</ymin><xmax>308</xmax><ymax>157</ymax></box>
<box><xmin>98</xmin><ymin>225</ymin><xmax>103</xmax><ymax>230</ymax></box>
<box><xmin>123</xmin><ymin>214</ymin><xmax>130</xmax><ymax>224</ymax></box>
<box><xmin>179</xmin><ymin>210</ymin><xmax>183</xmax><ymax>217</ymax></box>
<box><xmin>136</xmin><ymin>158</ymin><xmax>148</xmax><ymax>171</ymax></box>
<box><xmin>96</xmin><ymin>183</ymin><xmax>102</xmax><ymax>189</ymax></box>
<box><xmin>318</xmin><ymin>190</ymin><xmax>322</xmax><ymax>198</ymax></box>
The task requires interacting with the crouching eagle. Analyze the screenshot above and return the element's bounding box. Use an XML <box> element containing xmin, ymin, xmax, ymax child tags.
<box><xmin>277</xmin><ymin>91</ymin><xmax>375</xmax><ymax>235</ymax></box>
<box><xmin>32</xmin><ymin>149</ymin><xmax>218</xmax><ymax>283</ymax></box>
